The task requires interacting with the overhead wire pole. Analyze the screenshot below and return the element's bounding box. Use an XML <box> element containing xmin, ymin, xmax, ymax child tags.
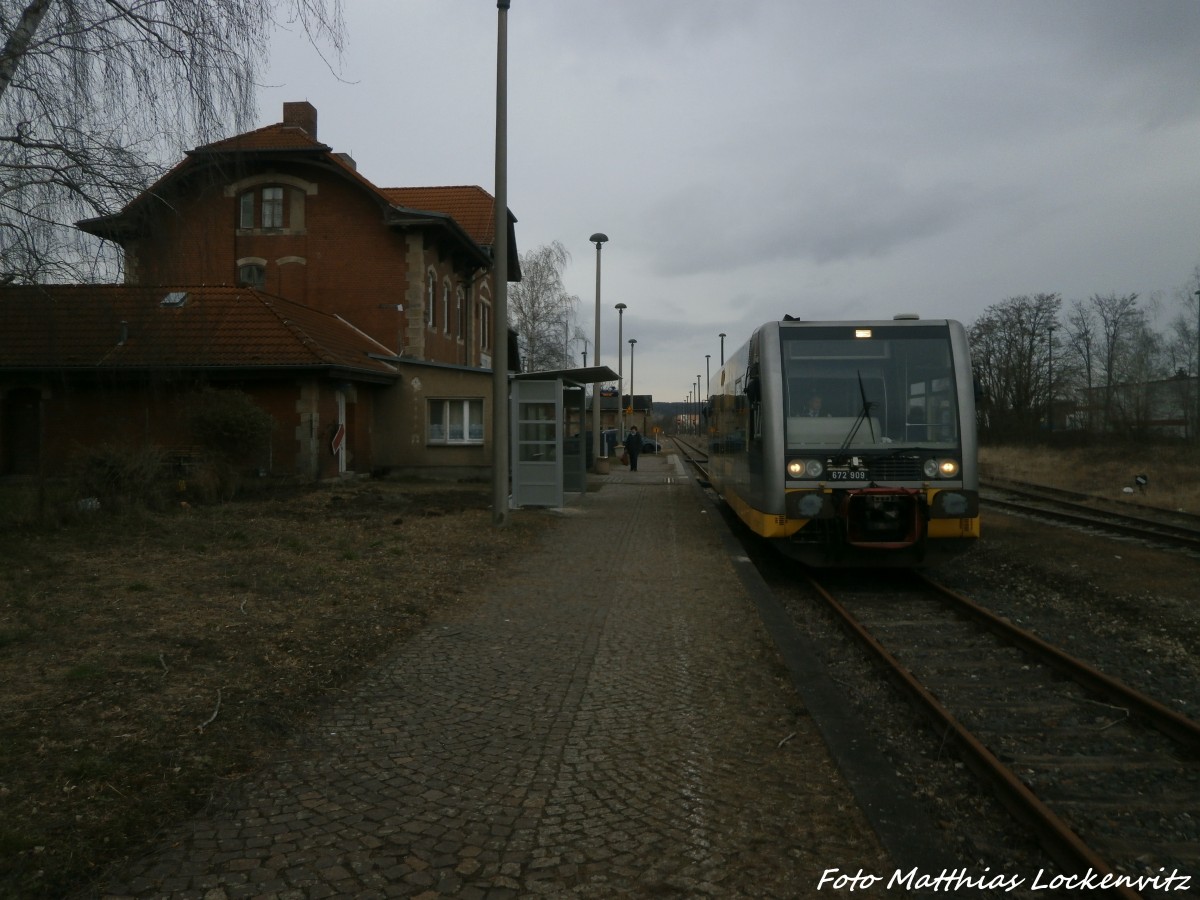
<box><xmin>491</xmin><ymin>0</ymin><xmax>510</xmax><ymax>526</ymax></box>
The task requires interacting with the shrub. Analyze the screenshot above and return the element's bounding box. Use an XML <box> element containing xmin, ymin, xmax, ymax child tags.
<box><xmin>186</xmin><ymin>388</ymin><xmax>274</xmax><ymax>465</ymax></box>
<box><xmin>67</xmin><ymin>444</ymin><xmax>171</xmax><ymax>512</ymax></box>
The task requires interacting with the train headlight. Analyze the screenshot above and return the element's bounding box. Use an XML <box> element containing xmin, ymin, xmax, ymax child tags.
<box><xmin>786</xmin><ymin>459</ymin><xmax>824</xmax><ymax>479</ymax></box>
<box><xmin>924</xmin><ymin>458</ymin><xmax>960</xmax><ymax>479</ymax></box>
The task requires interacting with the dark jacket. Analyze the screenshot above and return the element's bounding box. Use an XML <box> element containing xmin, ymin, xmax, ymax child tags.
<box><xmin>625</xmin><ymin>431</ymin><xmax>644</xmax><ymax>454</ymax></box>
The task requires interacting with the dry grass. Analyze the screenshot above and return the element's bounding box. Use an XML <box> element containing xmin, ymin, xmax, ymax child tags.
<box><xmin>980</xmin><ymin>442</ymin><xmax>1200</xmax><ymax>513</ymax></box>
<box><xmin>0</xmin><ymin>479</ymin><xmax>549</xmax><ymax>900</ymax></box>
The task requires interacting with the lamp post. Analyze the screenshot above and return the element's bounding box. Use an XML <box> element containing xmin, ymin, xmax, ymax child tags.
<box><xmin>719</xmin><ymin>332</ymin><xmax>726</xmax><ymax>365</ymax></box>
<box><xmin>615</xmin><ymin>302</ymin><xmax>627</xmax><ymax>440</ymax></box>
<box><xmin>628</xmin><ymin>338</ymin><xmax>637</xmax><ymax>429</ymax></box>
<box><xmin>589</xmin><ymin>233</ymin><xmax>608</xmax><ymax>467</ymax></box>
<box><xmin>491</xmin><ymin>0</ymin><xmax>511</xmax><ymax>526</ymax></box>
<box><xmin>1195</xmin><ymin>289</ymin><xmax>1200</xmax><ymax>440</ymax></box>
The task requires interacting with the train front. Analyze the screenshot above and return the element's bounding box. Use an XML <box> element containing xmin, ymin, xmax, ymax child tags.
<box><xmin>775</xmin><ymin>318</ymin><xmax>979</xmax><ymax>566</ymax></box>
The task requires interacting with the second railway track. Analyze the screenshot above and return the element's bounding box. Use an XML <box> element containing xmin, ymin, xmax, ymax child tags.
<box><xmin>798</xmin><ymin>569</ymin><xmax>1200</xmax><ymax>898</ymax></box>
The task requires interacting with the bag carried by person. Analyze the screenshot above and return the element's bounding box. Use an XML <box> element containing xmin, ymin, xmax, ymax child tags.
<box><xmin>620</xmin><ymin>451</ymin><xmax>630</xmax><ymax>465</ymax></box>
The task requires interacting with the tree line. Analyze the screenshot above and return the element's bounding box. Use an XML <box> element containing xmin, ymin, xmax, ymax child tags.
<box><xmin>969</xmin><ymin>277</ymin><xmax>1200</xmax><ymax>440</ymax></box>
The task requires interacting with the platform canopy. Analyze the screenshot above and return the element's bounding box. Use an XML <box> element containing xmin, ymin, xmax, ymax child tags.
<box><xmin>514</xmin><ymin>365</ymin><xmax>618</xmax><ymax>385</ymax></box>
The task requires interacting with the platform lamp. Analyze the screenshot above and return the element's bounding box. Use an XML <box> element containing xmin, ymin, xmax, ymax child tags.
<box><xmin>615</xmin><ymin>302</ymin><xmax>627</xmax><ymax>440</ymax></box>
<box><xmin>589</xmin><ymin>233</ymin><xmax>608</xmax><ymax>467</ymax></box>
<box><xmin>719</xmin><ymin>332</ymin><xmax>726</xmax><ymax>365</ymax></box>
<box><xmin>1195</xmin><ymin>289</ymin><xmax>1200</xmax><ymax>438</ymax></box>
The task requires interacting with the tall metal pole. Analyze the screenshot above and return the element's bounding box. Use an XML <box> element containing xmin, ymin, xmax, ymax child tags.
<box><xmin>491</xmin><ymin>0</ymin><xmax>510</xmax><ymax>525</ymax></box>
<box><xmin>615</xmin><ymin>302</ymin><xmax>626</xmax><ymax>439</ymax></box>
<box><xmin>719</xmin><ymin>332</ymin><xmax>726</xmax><ymax>365</ymax></box>
<box><xmin>629</xmin><ymin>338</ymin><xmax>637</xmax><ymax>428</ymax></box>
<box><xmin>1195</xmin><ymin>289</ymin><xmax>1200</xmax><ymax>440</ymax></box>
<box><xmin>589</xmin><ymin>233</ymin><xmax>608</xmax><ymax>466</ymax></box>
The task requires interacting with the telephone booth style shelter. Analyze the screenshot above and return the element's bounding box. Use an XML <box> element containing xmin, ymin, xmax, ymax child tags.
<box><xmin>510</xmin><ymin>366</ymin><xmax>617</xmax><ymax>508</ymax></box>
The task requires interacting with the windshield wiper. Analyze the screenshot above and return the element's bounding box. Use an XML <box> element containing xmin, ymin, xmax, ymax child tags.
<box><xmin>837</xmin><ymin>370</ymin><xmax>877</xmax><ymax>455</ymax></box>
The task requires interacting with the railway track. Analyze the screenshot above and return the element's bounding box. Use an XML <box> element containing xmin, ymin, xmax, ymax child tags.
<box><xmin>980</xmin><ymin>478</ymin><xmax>1200</xmax><ymax>554</ymax></box>
<box><xmin>669</xmin><ymin>435</ymin><xmax>1200</xmax><ymax>896</ymax></box>
<box><xmin>799</xmin><ymin>569</ymin><xmax>1200</xmax><ymax>898</ymax></box>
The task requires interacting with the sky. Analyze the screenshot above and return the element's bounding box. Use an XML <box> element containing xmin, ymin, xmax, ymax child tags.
<box><xmin>260</xmin><ymin>0</ymin><xmax>1200</xmax><ymax>404</ymax></box>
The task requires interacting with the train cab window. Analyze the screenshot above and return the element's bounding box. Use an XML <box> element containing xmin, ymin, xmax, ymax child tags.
<box><xmin>780</xmin><ymin>325</ymin><xmax>958</xmax><ymax>448</ymax></box>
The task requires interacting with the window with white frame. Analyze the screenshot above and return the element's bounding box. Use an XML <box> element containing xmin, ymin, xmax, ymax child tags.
<box><xmin>480</xmin><ymin>301</ymin><xmax>492</xmax><ymax>351</ymax></box>
<box><xmin>426</xmin><ymin>272</ymin><xmax>436</xmax><ymax>327</ymax></box>
<box><xmin>456</xmin><ymin>286</ymin><xmax>466</xmax><ymax>341</ymax></box>
<box><xmin>428</xmin><ymin>399</ymin><xmax>485</xmax><ymax>444</ymax></box>
<box><xmin>441</xmin><ymin>280</ymin><xmax>450</xmax><ymax>334</ymax></box>
<box><xmin>238</xmin><ymin>186</ymin><xmax>291</xmax><ymax>230</ymax></box>
<box><xmin>262</xmin><ymin>187</ymin><xmax>284</xmax><ymax>228</ymax></box>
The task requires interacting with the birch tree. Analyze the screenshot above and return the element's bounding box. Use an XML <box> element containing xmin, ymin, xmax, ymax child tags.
<box><xmin>509</xmin><ymin>241</ymin><xmax>584</xmax><ymax>373</ymax></box>
<box><xmin>0</xmin><ymin>0</ymin><xmax>344</xmax><ymax>283</ymax></box>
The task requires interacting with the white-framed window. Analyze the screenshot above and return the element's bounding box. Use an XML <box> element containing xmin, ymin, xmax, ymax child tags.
<box><xmin>456</xmin><ymin>286</ymin><xmax>466</xmax><ymax>341</ymax></box>
<box><xmin>480</xmin><ymin>301</ymin><xmax>492</xmax><ymax>351</ymax></box>
<box><xmin>426</xmin><ymin>271</ymin><xmax>436</xmax><ymax>328</ymax></box>
<box><xmin>239</xmin><ymin>192</ymin><xmax>255</xmax><ymax>229</ymax></box>
<box><xmin>428</xmin><ymin>399</ymin><xmax>485</xmax><ymax>445</ymax></box>
<box><xmin>238</xmin><ymin>186</ymin><xmax>294</xmax><ymax>231</ymax></box>
<box><xmin>262</xmin><ymin>187</ymin><xmax>284</xmax><ymax>228</ymax></box>
<box><xmin>441</xmin><ymin>280</ymin><xmax>450</xmax><ymax>334</ymax></box>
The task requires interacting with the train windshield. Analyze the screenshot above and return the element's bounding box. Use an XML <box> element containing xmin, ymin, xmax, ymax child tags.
<box><xmin>779</xmin><ymin>325</ymin><xmax>959</xmax><ymax>448</ymax></box>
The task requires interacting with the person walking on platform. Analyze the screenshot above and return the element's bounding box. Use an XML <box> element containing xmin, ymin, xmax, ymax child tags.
<box><xmin>624</xmin><ymin>426</ymin><xmax>644</xmax><ymax>471</ymax></box>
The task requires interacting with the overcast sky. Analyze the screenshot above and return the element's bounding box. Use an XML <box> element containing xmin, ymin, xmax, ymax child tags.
<box><xmin>260</xmin><ymin>1</ymin><xmax>1200</xmax><ymax>403</ymax></box>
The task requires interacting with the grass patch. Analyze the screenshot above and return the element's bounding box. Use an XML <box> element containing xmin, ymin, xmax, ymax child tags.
<box><xmin>980</xmin><ymin>441</ymin><xmax>1200</xmax><ymax>513</ymax></box>
<box><xmin>0</xmin><ymin>480</ymin><xmax>550</xmax><ymax>899</ymax></box>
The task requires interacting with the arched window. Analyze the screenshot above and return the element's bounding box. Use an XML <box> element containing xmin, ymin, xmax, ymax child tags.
<box><xmin>441</xmin><ymin>280</ymin><xmax>451</xmax><ymax>334</ymax></box>
<box><xmin>238</xmin><ymin>263</ymin><xmax>266</xmax><ymax>289</ymax></box>
<box><xmin>426</xmin><ymin>271</ymin><xmax>436</xmax><ymax>328</ymax></box>
<box><xmin>456</xmin><ymin>286</ymin><xmax>466</xmax><ymax>341</ymax></box>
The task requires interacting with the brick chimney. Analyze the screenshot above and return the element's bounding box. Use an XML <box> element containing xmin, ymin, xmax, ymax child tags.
<box><xmin>282</xmin><ymin>101</ymin><xmax>317</xmax><ymax>139</ymax></box>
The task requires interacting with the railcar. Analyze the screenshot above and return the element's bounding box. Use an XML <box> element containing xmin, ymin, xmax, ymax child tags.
<box><xmin>705</xmin><ymin>315</ymin><xmax>979</xmax><ymax>566</ymax></box>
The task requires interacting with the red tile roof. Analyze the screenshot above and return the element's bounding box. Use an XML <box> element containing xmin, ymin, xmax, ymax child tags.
<box><xmin>0</xmin><ymin>285</ymin><xmax>397</xmax><ymax>379</ymax></box>
<box><xmin>192</xmin><ymin>121</ymin><xmax>332</xmax><ymax>155</ymax></box>
<box><xmin>381</xmin><ymin>186</ymin><xmax>497</xmax><ymax>246</ymax></box>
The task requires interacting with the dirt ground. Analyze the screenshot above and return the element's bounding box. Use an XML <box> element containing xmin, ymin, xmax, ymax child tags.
<box><xmin>0</xmin><ymin>480</ymin><xmax>549</xmax><ymax>900</ymax></box>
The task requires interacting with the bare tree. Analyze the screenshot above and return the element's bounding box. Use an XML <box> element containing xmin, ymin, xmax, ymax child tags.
<box><xmin>1</xmin><ymin>0</ymin><xmax>344</xmax><ymax>283</ymax></box>
<box><xmin>1061</xmin><ymin>298</ymin><xmax>1098</xmax><ymax>431</ymax></box>
<box><xmin>509</xmin><ymin>241</ymin><xmax>582</xmax><ymax>373</ymax></box>
<box><xmin>1088</xmin><ymin>292</ymin><xmax>1142</xmax><ymax>429</ymax></box>
<box><xmin>968</xmin><ymin>293</ymin><xmax>1060</xmax><ymax>438</ymax></box>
